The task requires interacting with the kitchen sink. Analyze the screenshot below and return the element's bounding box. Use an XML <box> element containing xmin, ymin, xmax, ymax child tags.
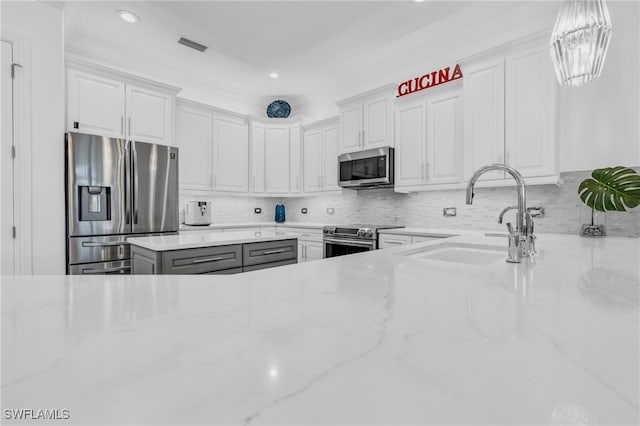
<box><xmin>402</xmin><ymin>242</ymin><xmax>506</xmax><ymax>265</ymax></box>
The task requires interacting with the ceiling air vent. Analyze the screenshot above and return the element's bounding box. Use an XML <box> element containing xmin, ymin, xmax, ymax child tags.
<box><xmin>178</xmin><ymin>37</ymin><xmax>208</xmax><ymax>52</ymax></box>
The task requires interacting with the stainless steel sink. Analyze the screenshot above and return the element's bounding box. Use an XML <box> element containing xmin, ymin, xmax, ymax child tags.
<box><xmin>402</xmin><ymin>242</ymin><xmax>506</xmax><ymax>265</ymax></box>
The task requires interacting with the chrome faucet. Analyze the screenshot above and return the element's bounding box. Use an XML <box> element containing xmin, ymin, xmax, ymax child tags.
<box><xmin>466</xmin><ymin>164</ymin><xmax>535</xmax><ymax>263</ymax></box>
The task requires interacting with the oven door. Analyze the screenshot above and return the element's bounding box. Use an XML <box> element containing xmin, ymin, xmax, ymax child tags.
<box><xmin>323</xmin><ymin>237</ymin><xmax>375</xmax><ymax>259</ymax></box>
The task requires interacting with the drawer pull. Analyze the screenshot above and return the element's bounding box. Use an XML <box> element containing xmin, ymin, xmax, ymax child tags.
<box><xmin>192</xmin><ymin>256</ymin><xmax>225</xmax><ymax>264</ymax></box>
<box><xmin>82</xmin><ymin>241</ymin><xmax>130</xmax><ymax>247</ymax></box>
<box><xmin>262</xmin><ymin>248</ymin><xmax>286</xmax><ymax>255</ymax></box>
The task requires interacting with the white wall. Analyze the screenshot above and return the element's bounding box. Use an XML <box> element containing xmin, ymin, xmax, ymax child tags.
<box><xmin>1</xmin><ymin>1</ymin><xmax>65</xmax><ymax>274</ymax></box>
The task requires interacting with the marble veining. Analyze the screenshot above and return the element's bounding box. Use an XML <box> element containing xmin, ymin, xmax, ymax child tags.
<box><xmin>1</xmin><ymin>234</ymin><xmax>639</xmax><ymax>425</ymax></box>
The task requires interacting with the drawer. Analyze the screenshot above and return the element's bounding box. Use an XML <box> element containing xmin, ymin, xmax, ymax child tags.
<box><xmin>378</xmin><ymin>234</ymin><xmax>412</xmax><ymax>248</ymax></box>
<box><xmin>162</xmin><ymin>244</ymin><xmax>242</xmax><ymax>274</ymax></box>
<box><xmin>243</xmin><ymin>239</ymin><xmax>297</xmax><ymax>266</ymax></box>
<box><xmin>242</xmin><ymin>258</ymin><xmax>297</xmax><ymax>272</ymax></box>
<box><xmin>283</xmin><ymin>227</ymin><xmax>323</xmax><ymax>242</ymax></box>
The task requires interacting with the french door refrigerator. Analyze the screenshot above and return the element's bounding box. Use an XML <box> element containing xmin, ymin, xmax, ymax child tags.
<box><xmin>65</xmin><ymin>132</ymin><xmax>178</xmax><ymax>274</ymax></box>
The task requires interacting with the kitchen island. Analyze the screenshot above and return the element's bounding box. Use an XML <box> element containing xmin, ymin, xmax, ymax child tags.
<box><xmin>128</xmin><ymin>229</ymin><xmax>298</xmax><ymax>274</ymax></box>
<box><xmin>2</xmin><ymin>233</ymin><xmax>638</xmax><ymax>425</ymax></box>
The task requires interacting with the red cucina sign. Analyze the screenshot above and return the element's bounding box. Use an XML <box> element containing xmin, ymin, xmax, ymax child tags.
<box><xmin>397</xmin><ymin>64</ymin><xmax>463</xmax><ymax>97</ymax></box>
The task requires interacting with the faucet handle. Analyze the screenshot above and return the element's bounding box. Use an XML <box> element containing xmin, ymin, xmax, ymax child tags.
<box><xmin>505</xmin><ymin>222</ymin><xmax>514</xmax><ymax>235</ymax></box>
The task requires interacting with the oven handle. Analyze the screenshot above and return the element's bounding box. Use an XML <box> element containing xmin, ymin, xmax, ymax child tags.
<box><xmin>323</xmin><ymin>237</ymin><xmax>375</xmax><ymax>248</ymax></box>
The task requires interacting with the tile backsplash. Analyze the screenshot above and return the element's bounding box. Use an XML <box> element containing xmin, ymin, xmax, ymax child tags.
<box><xmin>180</xmin><ymin>170</ymin><xmax>640</xmax><ymax>237</ymax></box>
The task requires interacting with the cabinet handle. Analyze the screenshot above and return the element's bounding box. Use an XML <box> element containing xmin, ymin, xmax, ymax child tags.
<box><xmin>421</xmin><ymin>163</ymin><xmax>425</xmax><ymax>180</ymax></box>
<box><xmin>192</xmin><ymin>256</ymin><xmax>224</xmax><ymax>264</ymax></box>
<box><xmin>213</xmin><ymin>174</ymin><xmax>216</xmax><ymax>187</ymax></box>
<box><xmin>128</xmin><ymin>117</ymin><xmax>132</xmax><ymax>136</ymax></box>
<box><xmin>362</xmin><ymin>130</ymin><xmax>365</xmax><ymax>146</ymax></box>
<box><xmin>121</xmin><ymin>116</ymin><xmax>124</xmax><ymax>135</ymax></box>
<box><xmin>296</xmin><ymin>177</ymin><xmax>299</xmax><ymax>190</ymax></box>
<box><xmin>253</xmin><ymin>176</ymin><xmax>256</xmax><ymax>190</ymax></box>
<box><xmin>210</xmin><ymin>173</ymin><xmax>213</xmax><ymax>187</ymax></box>
<box><xmin>385</xmin><ymin>240</ymin><xmax>404</xmax><ymax>245</ymax></box>
<box><xmin>263</xmin><ymin>248</ymin><xmax>286</xmax><ymax>255</ymax></box>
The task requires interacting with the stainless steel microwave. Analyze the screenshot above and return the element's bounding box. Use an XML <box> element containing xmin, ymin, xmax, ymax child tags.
<box><xmin>338</xmin><ymin>147</ymin><xmax>394</xmax><ymax>189</ymax></box>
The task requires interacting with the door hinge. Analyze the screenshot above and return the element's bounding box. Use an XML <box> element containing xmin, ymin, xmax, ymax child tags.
<box><xmin>11</xmin><ymin>63</ymin><xmax>23</xmax><ymax>79</ymax></box>
<box><xmin>12</xmin><ymin>226</ymin><xmax>16</xmax><ymax>239</ymax></box>
<box><xmin>11</xmin><ymin>146</ymin><xmax>16</xmax><ymax>159</ymax></box>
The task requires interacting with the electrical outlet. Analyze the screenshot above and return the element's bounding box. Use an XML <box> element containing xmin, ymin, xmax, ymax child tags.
<box><xmin>301</xmin><ymin>208</ymin><xmax>308</xmax><ymax>214</ymax></box>
<box><xmin>443</xmin><ymin>207</ymin><xmax>457</xmax><ymax>217</ymax></box>
<box><xmin>254</xmin><ymin>207</ymin><xmax>262</xmax><ymax>214</ymax></box>
<box><xmin>326</xmin><ymin>208</ymin><xmax>335</xmax><ymax>215</ymax></box>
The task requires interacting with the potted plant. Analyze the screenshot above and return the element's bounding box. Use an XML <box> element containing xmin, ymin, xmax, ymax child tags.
<box><xmin>578</xmin><ymin>166</ymin><xmax>640</xmax><ymax>236</ymax></box>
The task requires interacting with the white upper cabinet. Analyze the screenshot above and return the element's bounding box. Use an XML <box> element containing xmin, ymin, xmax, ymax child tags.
<box><xmin>250</xmin><ymin>122</ymin><xmax>266</xmax><ymax>194</ymax></box>
<box><xmin>126</xmin><ymin>85</ymin><xmax>173</xmax><ymax>145</ymax></box>
<box><xmin>213</xmin><ymin>114</ymin><xmax>249</xmax><ymax>192</ymax></box>
<box><xmin>264</xmin><ymin>126</ymin><xmax>291</xmax><ymax>194</ymax></box>
<box><xmin>394</xmin><ymin>98</ymin><xmax>427</xmax><ymax>188</ymax></box>
<box><xmin>175</xmin><ymin>98</ymin><xmax>248</xmax><ymax>194</ymax></box>
<box><xmin>67</xmin><ymin>60</ymin><xmax>179</xmax><ymax>146</ymax></box>
<box><xmin>289</xmin><ymin>125</ymin><xmax>302</xmax><ymax>193</ymax></box>
<box><xmin>67</xmin><ymin>69</ymin><xmax>125</xmax><ymax>138</ymax></box>
<box><xmin>426</xmin><ymin>87</ymin><xmax>463</xmax><ymax>185</ymax></box>
<box><xmin>175</xmin><ymin>101</ymin><xmax>212</xmax><ymax>190</ymax></box>
<box><xmin>505</xmin><ymin>45</ymin><xmax>557</xmax><ymax>178</ymax></box>
<box><xmin>337</xmin><ymin>85</ymin><xmax>395</xmax><ymax>154</ymax></box>
<box><xmin>303</xmin><ymin>118</ymin><xmax>340</xmax><ymax>193</ymax></box>
<box><xmin>463</xmin><ymin>57</ymin><xmax>505</xmax><ymax>181</ymax></box>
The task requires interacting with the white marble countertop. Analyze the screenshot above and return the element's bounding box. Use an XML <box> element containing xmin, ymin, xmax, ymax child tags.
<box><xmin>179</xmin><ymin>222</ymin><xmax>326</xmax><ymax>231</ymax></box>
<box><xmin>129</xmin><ymin>229</ymin><xmax>297</xmax><ymax>251</ymax></box>
<box><xmin>377</xmin><ymin>226</ymin><xmax>481</xmax><ymax>237</ymax></box>
<box><xmin>2</xmin><ymin>234</ymin><xmax>639</xmax><ymax>425</ymax></box>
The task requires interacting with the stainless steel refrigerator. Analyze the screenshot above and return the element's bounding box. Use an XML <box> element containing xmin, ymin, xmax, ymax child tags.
<box><xmin>65</xmin><ymin>132</ymin><xmax>178</xmax><ymax>274</ymax></box>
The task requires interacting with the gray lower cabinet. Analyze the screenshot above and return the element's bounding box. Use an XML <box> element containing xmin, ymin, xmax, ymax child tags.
<box><xmin>131</xmin><ymin>244</ymin><xmax>242</xmax><ymax>275</ymax></box>
<box><xmin>131</xmin><ymin>239</ymin><xmax>297</xmax><ymax>275</ymax></box>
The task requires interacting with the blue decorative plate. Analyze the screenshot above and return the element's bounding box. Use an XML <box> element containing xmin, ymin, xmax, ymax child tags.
<box><xmin>266</xmin><ymin>100</ymin><xmax>291</xmax><ymax>118</ymax></box>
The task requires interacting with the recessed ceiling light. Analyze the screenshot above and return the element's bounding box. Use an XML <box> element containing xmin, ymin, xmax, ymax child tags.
<box><xmin>413</xmin><ymin>0</ymin><xmax>425</xmax><ymax>2</ymax></box>
<box><xmin>117</xmin><ymin>10</ymin><xmax>140</xmax><ymax>24</ymax></box>
<box><xmin>269</xmin><ymin>72</ymin><xmax>279</xmax><ymax>79</ymax></box>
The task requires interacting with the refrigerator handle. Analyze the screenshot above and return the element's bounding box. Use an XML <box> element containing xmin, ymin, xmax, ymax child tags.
<box><xmin>132</xmin><ymin>142</ymin><xmax>139</xmax><ymax>224</ymax></box>
<box><xmin>125</xmin><ymin>141</ymin><xmax>131</xmax><ymax>225</ymax></box>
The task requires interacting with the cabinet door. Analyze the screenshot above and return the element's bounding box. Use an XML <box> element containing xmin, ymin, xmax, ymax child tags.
<box><xmin>250</xmin><ymin>123</ymin><xmax>265</xmax><ymax>193</ymax></box>
<box><xmin>463</xmin><ymin>58</ymin><xmax>505</xmax><ymax>180</ymax></box>
<box><xmin>175</xmin><ymin>103</ymin><xmax>213</xmax><ymax>190</ymax></box>
<box><xmin>427</xmin><ymin>88</ymin><xmax>464</xmax><ymax>185</ymax></box>
<box><xmin>305</xmin><ymin>241</ymin><xmax>324</xmax><ymax>261</ymax></box>
<box><xmin>67</xmin><ymin>69</ymin><xmax>125</xmax><ymax>137</ymax></box>
<box><xmin>213</xmin><ymin>114</ymin><xmax>249</xmax><ymax>192</ymax></box>
<box><xmin>303</xmin><ymin>129</ymin><xmax>323</xmax><ymax>192</ymax></box>
<box><xmin>126</xmin><ymin>85</ymin><xmax>173</xmax><ymax>145</ymax></box>
<box><xmin>394</xmin><ymin>99</ymin><xmax>427</xmax><ymax>187</ymax></box>
<box><xmin>339</xmin><ymin>104</ymin><xmax>363</xmax><ymax>153</ymax></box>
<box><xmin>322</xmin><ymin>125</ymin><xmax>340</xmax><ymax>190</ymax></box>
<box><xmin>298</xmin><ymin>241</ymin><xmax>305</xmax><ymax>262</ymax></box>
<box><xmin>289</xmin><ymin>125</ymin><xmax>302</xmax><ymax>193</ymax></box>
<box><xmin>505</xmin><ymin>46</ymin><xmax>557</xmax><ymax>178</ymax></box>
<box><xmin>264</xmin><ymin>126</ymin><xmax>290</xmax><ymax>193</ymax></box>
<box><xmin>363</xmin><ymin>95</ymin><xmax>392</xmax><ymax>149</ymax></box>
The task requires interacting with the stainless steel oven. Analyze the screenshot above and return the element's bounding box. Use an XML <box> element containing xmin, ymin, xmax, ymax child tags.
<box><xmin>323</xmin><ymin>224</ymin><xmax>404</xmax><ymax>258</ymax></box>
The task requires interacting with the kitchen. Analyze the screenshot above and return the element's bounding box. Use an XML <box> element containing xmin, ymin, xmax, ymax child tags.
<box><xmin>1</xmin><ymin>1</ymin><xmax>639</xmax><ymax>424</ymax></box>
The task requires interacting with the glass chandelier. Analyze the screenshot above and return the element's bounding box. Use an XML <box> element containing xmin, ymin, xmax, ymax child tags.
<box><xmin>550</xmin><ymin>0</ymin><xmax>612</xmax><ymax>87</ymax></box>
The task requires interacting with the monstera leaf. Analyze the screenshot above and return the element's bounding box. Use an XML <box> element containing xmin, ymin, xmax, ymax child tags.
<box><xmin>578</xmin><ymin>167</ymin><xmax>640</xmax><ymax>212</ymax></box>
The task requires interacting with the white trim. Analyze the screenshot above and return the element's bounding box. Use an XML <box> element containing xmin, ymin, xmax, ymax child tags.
<box><xmin>1</xmin><ymin>34</ymin><xmax>33</xmax><ymax>274</ymax></box>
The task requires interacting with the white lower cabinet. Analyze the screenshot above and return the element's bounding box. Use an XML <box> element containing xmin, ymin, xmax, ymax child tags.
<box><xmin>379</xmin><ymin>233</ymin><xmax>448</xmax><ymax>248</ymax></box>
<box><xmin>282</xmin><ymin>227</ymin><xmax>323</xmax><ymax>262</ymax></box>
<box><xmin>175</xmin><ymin>98</ymin><xmax>248</xmax><ymax>193</ymax></box>
<box><xmin>303</xmin><ymin>241</ymin><xmax>324</xmax><ymax>262</ymax></box>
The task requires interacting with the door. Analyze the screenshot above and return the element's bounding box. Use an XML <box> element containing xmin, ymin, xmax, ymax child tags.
<box><xmin>303</xmin><ymin>129</ymin><xmax>322</xmax><ymax>192</ymax></box>
<box><xmin>250</xmin><ymin>122</ymin><xmax>265</xmax><ymax>193</ymax></box>
<box><xmin>505</xmin><ymin>46</ymin><xmax>557</xmax><ymax>178</ymax></box>
<box><xmin>1</xmin><ymin>40</ymin><xmax>14</xmax><ymax>274</ymax></box>
<box><xmin>394</xmin><ymin>99</ymin><xmax>426</xmax><ymax>188</ymax></box>
<box><xmin>131</xmin><ymin>141</ymin><xmax>179</xmax><ymax>233</ymax></box>
<box><xmin>126</xmin><ymin>85</ymin><xmax>172</xmax><ymax>145</ymax></box>
<box><xmin>339</xmin><ymin>103</ymin><xmax>362</xmax><ymax>153</ymax></box>
<box><xmin>427</xmin><ymin>88</ymin><xmax>463</xmax><ymax>184</ymax></box>
<box><xmin>289</xmin><ymin>125</ymin><xmax>301</xmax><ymax>193</ymax></box>
<box><xmin>463</xmin><ymin>58</ymin><xmax>505</xmax><ymax>180</ymax></box>
<box><xmin>175</xmin><ymin>102</ymin><xmax>213</xmax><ymax>190</ymax></box>
<box><xmin>213</xmin><ymin>114</ymin><xmax>248</xmax><ymax>192</ymax></box>
<box><xmin>67</xmin><ymin>68</ymin><xmax>125</xmax><ymax>138</ymax></box>
<box><xmin>322</xmin><ymin>126</ymin><xmax>339</xmax><ymax>190</ymax></box>
<box><xmin>264</xmin><ymin>126</ymin><xmax>290</xmax><ymax>193</ymax></box>
<box><xmin>363</xmin><ymin>95</ymin><xmax>391</xmax><ymax>149</ymax></box>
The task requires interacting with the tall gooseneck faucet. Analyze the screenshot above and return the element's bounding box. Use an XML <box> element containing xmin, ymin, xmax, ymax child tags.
<box><xmin>466</xmin><ymin>164</ymin><xmax>534</xmax><ymax>263</ymax></box>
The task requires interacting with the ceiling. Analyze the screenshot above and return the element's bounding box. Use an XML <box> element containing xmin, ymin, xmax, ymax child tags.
<box><xmin>63</xmin><ymin>1</ymin><xmax>484</xmax><ymax>97</ymax></box>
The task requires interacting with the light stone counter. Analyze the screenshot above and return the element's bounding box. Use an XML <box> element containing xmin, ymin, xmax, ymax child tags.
<box><xmin>179</xmin><ymin>222</ymin><xmax>327</xmax><ymax>231</ymax></box>
<box><xmin>128</xmin><ymin>229</ymin><xmax>296</xmax><ymax>251</ymax></box>
<box><xmin>2</xmin><ymin>234</ymin><xmax>639</xmax><ymax>425</ymax></box>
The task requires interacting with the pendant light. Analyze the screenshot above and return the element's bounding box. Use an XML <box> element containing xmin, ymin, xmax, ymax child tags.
<box><xmin>550</xmin><ymin>0</ymin><xmax>612</xmax><ymax>87</ymax></box>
